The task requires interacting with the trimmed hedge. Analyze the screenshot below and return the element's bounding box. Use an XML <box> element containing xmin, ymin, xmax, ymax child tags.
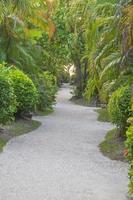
<box><xmin>8</xmin><ymin>69</ymin><xmax>38</xmax><ymax>113</ymax></box>
<box><xmin>0</xmin><ymin>73</ymin><xmax>16</xmax><ymax>124</ymax></box>
<box><xmin>0</xmin><ymin>64</ymin><xmax>57</xmax><ymax>123</ymax></box>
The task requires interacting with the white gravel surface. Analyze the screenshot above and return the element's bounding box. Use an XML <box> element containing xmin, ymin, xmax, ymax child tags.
<box><xmin>0</xmin><ymin>85</ymin><xmax>129</xmax><ymax>200</ymax></box>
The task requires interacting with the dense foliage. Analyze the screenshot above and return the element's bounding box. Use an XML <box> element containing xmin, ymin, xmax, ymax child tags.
<box><xmin>108</xmin><ymin>86</ymin><xmax>131</xmax><ymax>135</ymax></box>
<box><xmin>35</xmin><ymin>71</ymin><xmax>57</xmax><ymax>111</ymax></box>
<box><xmin>0</xmin><ymin>0</ymin><xmax>67</xmax><ymax>121</ymax></box>
<box><xmin>0</xmin><ymin>73</ymin><xmax>16</xmax><ymax>124</ymax></box>
<box><xmin>8</xmin><ymin>69</ymin><xmax>38</xmax><ymax>113</ymax></box>
<box><xmin>0</xmin><ymin>0</ymin><xmax>133</xmax><ymax>195</ymax></box>
<box><xmin>126</xmin><ymin>118</ymin><xmax>133</xmax><ymax>194</ymax></box>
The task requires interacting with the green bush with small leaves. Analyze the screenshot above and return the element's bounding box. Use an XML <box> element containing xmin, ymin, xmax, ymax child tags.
<box><xmin>8</xmin><ymin>69</ymin><xmax>38</xmax><ymax>113</ymax></box>
<box><xmin>0</xmin><ymin>73</ymin><xmax>17</xmax><ymax>124</ymax></box>
<box><xmin>108</xmin><ymin>85</ymin><xmax>131</xmax><ymax>135</ymax></box>
<box><xmin>125</xmin><ymin>117</ymin><xmax>133</xmax><ymax>194</ymax></box>
<box><xmin>125</xmin><ymin>99</ymin><xmax>133</xmax><ymax>194</ymax></box>
<box><xmin>35</xmin><ymin>71</ymin><xmax>57</xmax><ymax>111</ymax></box>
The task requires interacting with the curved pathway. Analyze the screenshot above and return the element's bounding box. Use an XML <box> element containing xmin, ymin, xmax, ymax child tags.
<box><xmin>0</xmin><ymin>85</ymin><xmax>129</xmax><ymax>200</ymax></box>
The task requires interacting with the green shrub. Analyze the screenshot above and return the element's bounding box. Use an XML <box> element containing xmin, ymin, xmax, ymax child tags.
<box><xmin>108</xmin><ymin>85</ymin><xmax>131</xmax><ymax>135</ymax></box>
<box><xmin>0</xmin><ymin>73</ymin><xmax>17</xmax><ymax>124</ymax></box>
<box><xmin>35</xmin><ymin>71</ymin><xmax>57</xmax><ymax>111</ymax></box>
<box><xmin>61</xmin><ymin>70</ymin><xmax>70</xmax><ymax>83</ymax></box>
<box><xmin>99</xmin><ymin>81</ymin><xmax>116</xmax><ymax>104</ymax></box>
<box><xmin>70</xmin><ymin>74</ymin><xmax>76</xmax><ymax>85</ymax></box>
<box><xmin>83</xmin><ymin>78</ymin><xmax>97</xmax><ymax>102</ymax></box>
<box><xmin>8</xmin><ymin>69</ymin><xmax>38</xmax><ymax>113</ymax></box>
<box><xmin>125</xmin><ymin>118</ymin><xmax>133</xmax><ymax>194</ymax></box>
<box><xmin>95</xmin><ymin>108</ymin><xmax>110</xmax><ymax>122</ymax></box>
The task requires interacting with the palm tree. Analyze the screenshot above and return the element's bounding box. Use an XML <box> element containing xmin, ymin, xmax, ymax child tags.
<box><xmin>0</xmin><ymin>0</ymin><xmax>56</xmax><ymax>62</ymax></box>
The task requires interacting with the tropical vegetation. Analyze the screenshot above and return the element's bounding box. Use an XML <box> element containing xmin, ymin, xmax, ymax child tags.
<box><xmin>55</xmin><ymin>0</ymin><xmax>133</xmax><ymax>194</ymax></box>
<box><xmin>0</xmin><ymin>0</ymin><xmax>133</xmax><ymax>195</ymax></box>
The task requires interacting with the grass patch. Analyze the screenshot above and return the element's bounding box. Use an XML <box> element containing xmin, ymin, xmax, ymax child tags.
<box><xmin>6</xmin><ymin>119</ymin><xmax>41</xmax><ymax>136</ymax></box>
<box><xmin>36</xmin><ymin>108</ymin><xmax>54</xmax><ymax>116</ymax></box>
<box><xmin>95</xmin><ymin>108</ymin><xmax>110</xmax><ymax>122</ymax></box>
<box><xmin>0</xmin><ymin>138</ymin><xmax>7</xmax><ymax>151</ymax></box>
<box><xmin>99</xmin><ymin>128</ymin><xmax>125</xmax><ymax>161</ymax></box>
<box><xmin>70</xmin><ymin>96</ymin><xmax>99</xmax><ymax>107</ymax></box>
<box><xmin>0</xmin><ymin>119</ymin><xmax>41</xmax><ymax>152</ymax></box>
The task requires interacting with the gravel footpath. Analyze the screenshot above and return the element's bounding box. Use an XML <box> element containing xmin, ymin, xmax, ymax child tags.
<box><xmin>0</xmin><ymin>85</ymin><xmax>129</xmax><ymax>200</ymax></box>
